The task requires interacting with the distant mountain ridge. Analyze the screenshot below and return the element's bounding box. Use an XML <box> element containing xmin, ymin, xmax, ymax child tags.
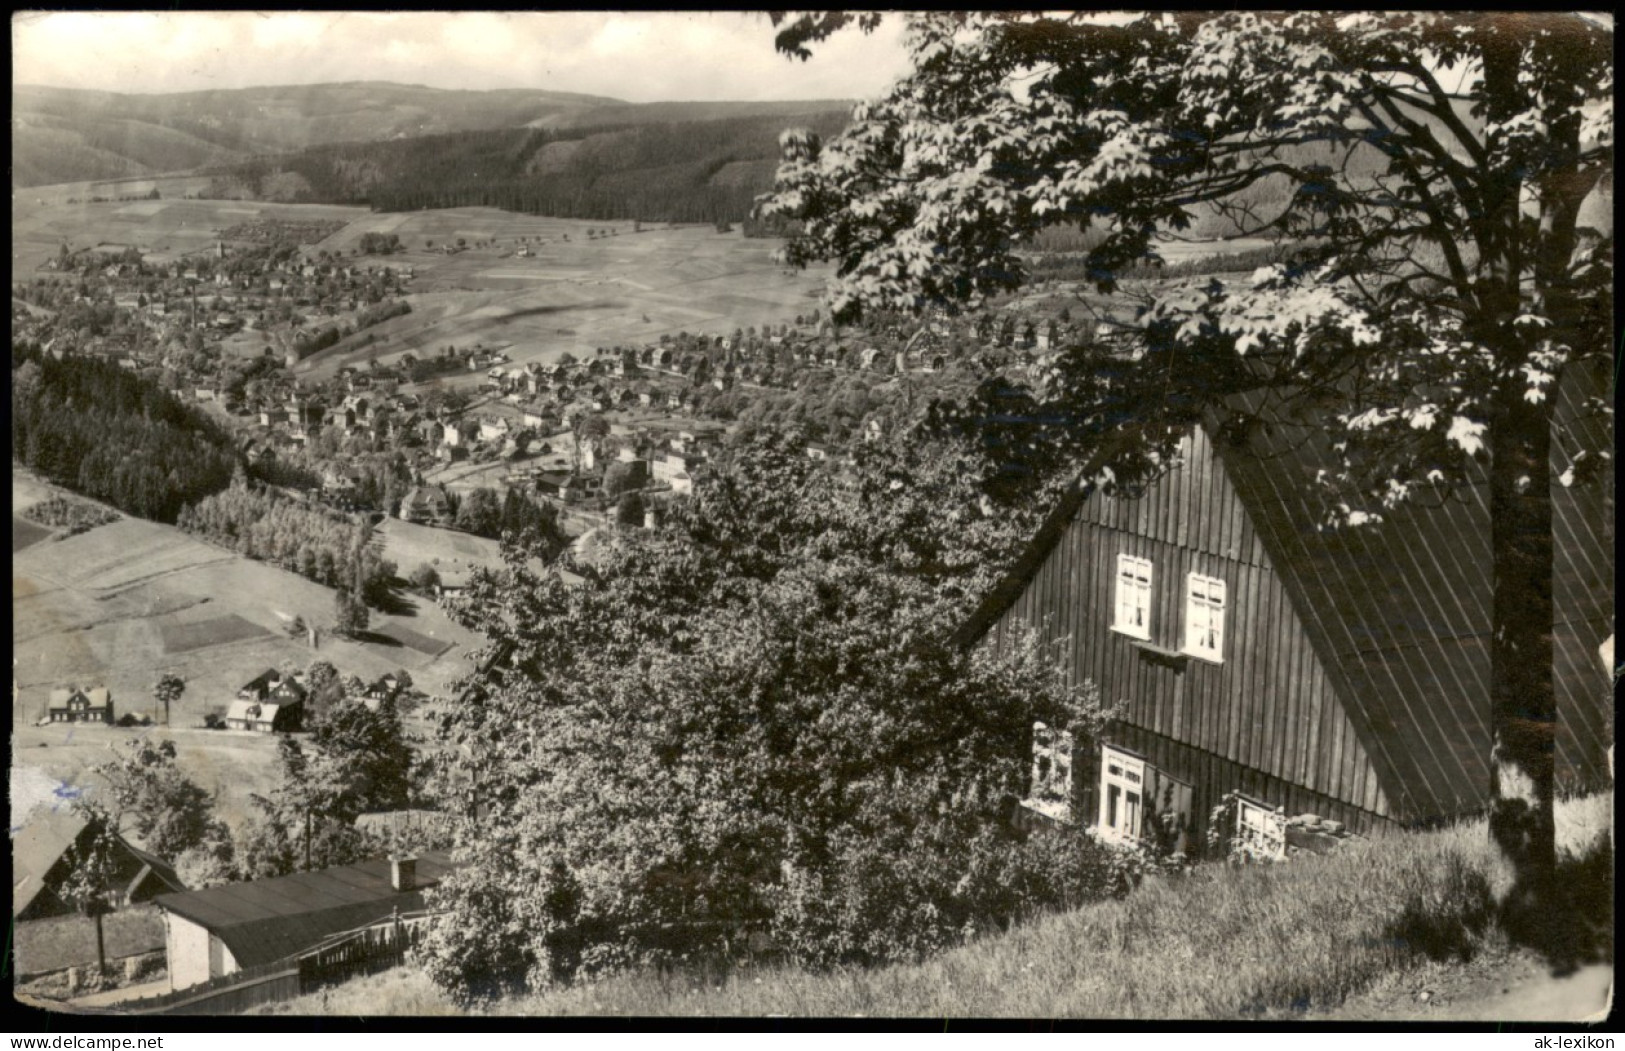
<box><xmin>14</xmin><ymin>80</ymin><xmax>855</xmax><ymax>225</ymax></box>
<box><xmin>14</xmin><ymin>81</ymin><xmax>630</xmax><ymax>187</ymax></box>
<box><xmin>14</xmin><ymin>81</ymin><xmax>856</xmax><ymax>202</ymax></box>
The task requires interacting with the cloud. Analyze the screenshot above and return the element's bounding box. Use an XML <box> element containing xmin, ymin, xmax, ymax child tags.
<box><xmin>11</xmin><ymin>11</ymin><xmax>912</xmax><ymax>101</ymax></box>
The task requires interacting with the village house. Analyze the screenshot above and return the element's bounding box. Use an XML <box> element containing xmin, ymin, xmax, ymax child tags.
<box><xmin>960</xmin><ymin>364</ymin><xmax>1613</xmax><ymax>856</ymax></box>
<box><xmin>361</xmin><ymin>674</ymin><xmax>405</xmax><ymax>710</ymax></box>
<box><xmin>400</xmin><ymin>485</ymin><xmax>452</xmax><ymax>527</ymax></box>
<box><xmin>321</xmin><ymin>465</ymin><xmax>363</xmax><ymax>496</ymax></box>
<box><xmin>434</xmin><ymin>563</ymin><xmax>477</xmax><ymax>600</ymax></box>
<box><xmin>478</xmin><ymin>416</ymin><xmax>512</xmax><ymax>444</ymax></box>
<box><xmin>326</xmin><ymin>406</ymin><xmax>357</xmax><ymax>433</ymax></box>
<box><xmin>225</xmin><ymin>670</ymin><xmax>308</xmax><ymax>733</ymax></box>
<box><xmin>46</xmin><ymin>685</ymin><xmax>114</xmax><ymax>725</ymax></box>
<box><xmin>14</xmin><ymin>808</ymin><xmax>185</xmax><ymax>922</ymax></box>
<box><xmin>154</xmin><ymin>851</ymin><xmax>454</xmax><ymax>992</ymax></box>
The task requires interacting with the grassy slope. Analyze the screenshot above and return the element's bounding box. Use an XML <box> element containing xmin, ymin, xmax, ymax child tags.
<box><xmin>254</xmin><ymin>796</ymin><xmax>1612</xmax><ymax>1018</ymax></box>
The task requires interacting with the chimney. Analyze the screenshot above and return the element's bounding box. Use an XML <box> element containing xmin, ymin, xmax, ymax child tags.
<box><xmin>390</xmin><ymin>855</ymin><xmax>416</xmax><ymax>893</ymax></box>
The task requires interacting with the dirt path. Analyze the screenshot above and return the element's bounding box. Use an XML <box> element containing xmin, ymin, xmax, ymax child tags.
<box><xmin>66</xmin><ymin>977</ymin><xmax>171</xmax><ymax>1009</ymax></box>
<box><xmin>1315</xmin><ymin>949</ymin><xmax>1612</xmax><ymax>1022</ymax></box>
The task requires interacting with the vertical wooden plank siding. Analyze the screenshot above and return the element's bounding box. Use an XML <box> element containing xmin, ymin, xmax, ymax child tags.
<box><xmin>991</xmin><ymin>424</ymin><xmax>1391</xmax><ymax>827</ymax></box>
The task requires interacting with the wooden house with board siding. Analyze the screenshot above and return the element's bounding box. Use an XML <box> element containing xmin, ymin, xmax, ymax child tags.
<box><xmin>960</xmin><ymin>362</ymin><xmax>1613</xmax><ymax>855</ymax></box>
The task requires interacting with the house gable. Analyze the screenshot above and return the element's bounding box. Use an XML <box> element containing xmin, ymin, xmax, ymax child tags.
<box><xmin>978</xmin><ymin>424</ymin><xmax>1393</xmax><ymax>832</ymax></box>
<box><xmin>967</xmin><ymin>359</ymin><xmax>1611</xmax><ymax>833</ymax></box>
<box><xmin>1217</xmin><ymin>362</ymin><xmax>1612</xmax><ymax>819</ymax></box>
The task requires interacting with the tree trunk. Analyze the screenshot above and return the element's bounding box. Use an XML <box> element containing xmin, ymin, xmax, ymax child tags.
<box><xmin>1485</xmin><ymin>391</ymin><xmax>1557</xmax><ymax>942</ymax></box>
<box><xmin>94</xmin><ymin>910</ymin><xmax>108</xmax><ymax>977</ymax></box>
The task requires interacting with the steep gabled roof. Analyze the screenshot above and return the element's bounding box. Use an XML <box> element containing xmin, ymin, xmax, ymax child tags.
<box><xmin>47</xmin><ymin>686</ymin><xmax>111</xmax><ymax>711</ymax></box>
<box><xmin>12</xmin><ymin>809</ymin><xmax>186</xmax><ymax>919</ymax></box>
<box><xmin>961</xmin><ymin>359</ymin><xmax>1612</xmax><ymax>823</ymax></box>
<box><xmin>1213</xmin><ymin>362</ymin><xmax>1612</xmax><ymax>819</ymax></box>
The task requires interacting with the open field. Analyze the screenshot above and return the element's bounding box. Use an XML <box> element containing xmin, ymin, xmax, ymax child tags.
<box><xmin>12</xmin><ymin>720</ymin><xmax>295</xmax><ymax>834</ymax></box>
<box><xmin>375</xmin><ymin>518</ymin><xmax>505</xmax><ymax>580</ymax></box>
<box><xmin>11</xmin><ymin>196</ymin><xmax>369</xmax><ymax>274</ymax></box>
<box><xmin>14</xmin><ymin>517</ymin><xmax>54</xmax><ymax>553</ymax></box>
<box><xmin>18</xmin><ymin>173</ymin><xmax>222</xmax><ymax>208</ymax></box>
<box><xmin>292</xmin><ymin>208</ymin><xmax>829</xmax><ymax>381</ymax></box>
<box><xmin>11</xmin><ymin>470</ymin><xmax>484</xmax><ymax>735</ymax></box>
<box><xmin>12</xmin><ymin>194</ymin><xmax>827</xmax><ymax>381</ymax></box>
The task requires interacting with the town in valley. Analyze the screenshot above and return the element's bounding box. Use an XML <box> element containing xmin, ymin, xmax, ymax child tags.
<box><xmin>10</xmin><ymin>11</ymin><xmax>1614</xmax><ymax>1025</ymax></box>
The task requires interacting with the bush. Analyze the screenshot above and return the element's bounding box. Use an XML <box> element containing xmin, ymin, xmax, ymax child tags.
<box><xmin>23</xmin><ymin>495</ymin><xmax>120</xmax><ymax>535</ymax></box>
<box><xmin>771</xmin><ymin>821</ymin><xmax>1128</xmax><ymax>970</ymax></box>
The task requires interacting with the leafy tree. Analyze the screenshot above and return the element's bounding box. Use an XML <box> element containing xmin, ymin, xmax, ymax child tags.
<box><xmin>615</xmin><ymin>490</ymin><xmax>646</xmax><ymax>528</ymax></box>
<box><xmin>410</xmin><ymin>563</ymin><xmax>442</xmax><ymax>592</ymax></box>
<box><xmin>333</xmin><ymin>588</ymin><xmax>370</xmax><ymax>638</ymax></box>
<box><xmin>152</xmin><ymin>673</ymin><xmax>185</xmax><ymax>728</ymax></box>
<box><xmin>455</xmin><ymin>487</ymin><xmax>503</xmax><ymax>538</ymax></box>
<box><xmin>601</xmin><ymin>461</ymin><xmax>642</xmax><ymax>498</ymax></box>
<box><xmin>242</xmin><ymin>735</ymin><xmax>374</xmax><ymax>876</ymax></box>
<box><xmin>759</xmin><ymin>11</ymin><xmax>1614</xmax><ymax>938</ymax></box>
<box><xmin>312</xmin><ymin>696</ymin><xmax>414</xmax><ymax>818</ymax></box>
<box><xmin>95</xmin><ymin>738</ymin><xmax>225</xmax><ymax>861</ymax></box>
<box><xmin>571</xmin><ymin>413</ymin><xmax>610</xmax><ymax>475</ymax></box>
<box><xmin>61</xmin><ymin>800</ymin><xmax>124</xmax><ymax>976</ymax></box>
<box><xmin>304</xmin><ymin>659</ymin><xmax>345</xmax><ymax>726</ymax></box>
<box><xmin>420</xmin><ymin>432</ymin><xmax>1108</xmax><ymax>1000</ymax></box>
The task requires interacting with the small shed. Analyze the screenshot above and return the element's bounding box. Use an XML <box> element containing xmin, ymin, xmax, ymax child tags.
<box><xmin>154</xmin><ymin>851</ymin><xmax>454</xmax><ymax>992</ymax></box>
<box><xmin>47</xmin><ymin>686</ymin><xmax>114</xmax><ymax>725</ymax></box>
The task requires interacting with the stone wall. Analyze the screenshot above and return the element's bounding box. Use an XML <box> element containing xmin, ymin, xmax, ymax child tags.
<box><xmin>1284</xmin><ymin>812</ymin><xmax>1358</xmax><ymax>855</ymax></box>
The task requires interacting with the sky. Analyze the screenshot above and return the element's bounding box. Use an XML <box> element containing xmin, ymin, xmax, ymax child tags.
<box><xmin>11</xmin><ymin>11</ymin><xmax>915</xmax><ymax>101</ymax></box>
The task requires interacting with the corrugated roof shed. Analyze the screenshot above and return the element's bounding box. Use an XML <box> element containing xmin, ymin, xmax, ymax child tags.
<box><xmin>153</xmin><ymin>851</ymin><xmax>455</xmax><ymax>968</ymax></box>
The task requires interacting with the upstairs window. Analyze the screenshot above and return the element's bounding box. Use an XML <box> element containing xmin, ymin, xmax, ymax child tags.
<box><xmin>1184</xmin><ymin>573</ymin><xmax>1227</xmax><ymax>661</ymax></box>
<box><xmin>1113</xmin><ymin>554</ymin><xmax>1154</xmax><ymax>639</ymax></box>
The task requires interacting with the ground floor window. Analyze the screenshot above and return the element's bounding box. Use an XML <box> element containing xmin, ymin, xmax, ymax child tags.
<box><xmin>1098</xmin><ymin>745</ymin><xmax>1145</xmax><ymax>841</ymax></box>
<box><xmin>1234</xmin><ymin>796</ymin><xmax>1286</xmax><ymax>860</ymax></box>
<box><xmin>1024</xmin><ymin>721</ymin><xmax>1074</xmax><ymax>823</ymax></box>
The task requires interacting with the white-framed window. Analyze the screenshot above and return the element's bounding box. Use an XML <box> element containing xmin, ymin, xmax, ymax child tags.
<box><xmin>1235</xmin><ymin>796</ymin><xmax>1286</xmax><ymax>860</ymax></box>
<box><xmin>1113</xmin><ymin>554</ymin><xmax>1154</xmax><ymax>639</ymax></box>
<box><xmin>1183</xmin><ymin>573</ymin><xmax>1227</xmax><ymax>661</ymax></box>
<box><xmin>1098</xmin><ymin>746</ymin><xmax>1145</xmax><ymax>841</ymax></box>
<box><xmin>1024</xmin><ymin>721</ymin><xmax>1075</xmax><ymax>823</ymax></box>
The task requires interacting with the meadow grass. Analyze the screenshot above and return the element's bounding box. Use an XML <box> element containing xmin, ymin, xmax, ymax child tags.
<box><xmin>252</xmin><ymin>797</ymin><xmax>1610</xmax><ymax>1018</ymax></box>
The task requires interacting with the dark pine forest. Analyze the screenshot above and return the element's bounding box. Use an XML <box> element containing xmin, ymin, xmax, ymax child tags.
<box><xmin>213</xmin><ymin>111</ymin><xmax>851</xmax><ymax>226</ymax></box>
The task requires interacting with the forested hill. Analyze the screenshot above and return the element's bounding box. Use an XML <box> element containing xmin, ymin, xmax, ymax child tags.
<box><xmin>203</xmin><ymin>108</ymin><xmax>852</xmax><ymax>224</ymax></box>
<box><xmin>13</xmin><ymin>81</ymin><xmax>626</xmax><ymax>188</ymax></box>
<box><xmin>12</xmin><ymin>343</ymin><xmax>239</xmax><ymax>523</ymax></box>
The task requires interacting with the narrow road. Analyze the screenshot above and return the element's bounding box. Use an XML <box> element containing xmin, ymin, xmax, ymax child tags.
<box><xmin>67</xmin><ymin>976</ymin><xmax>172</xmax><ymax>1009</ymax></box>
